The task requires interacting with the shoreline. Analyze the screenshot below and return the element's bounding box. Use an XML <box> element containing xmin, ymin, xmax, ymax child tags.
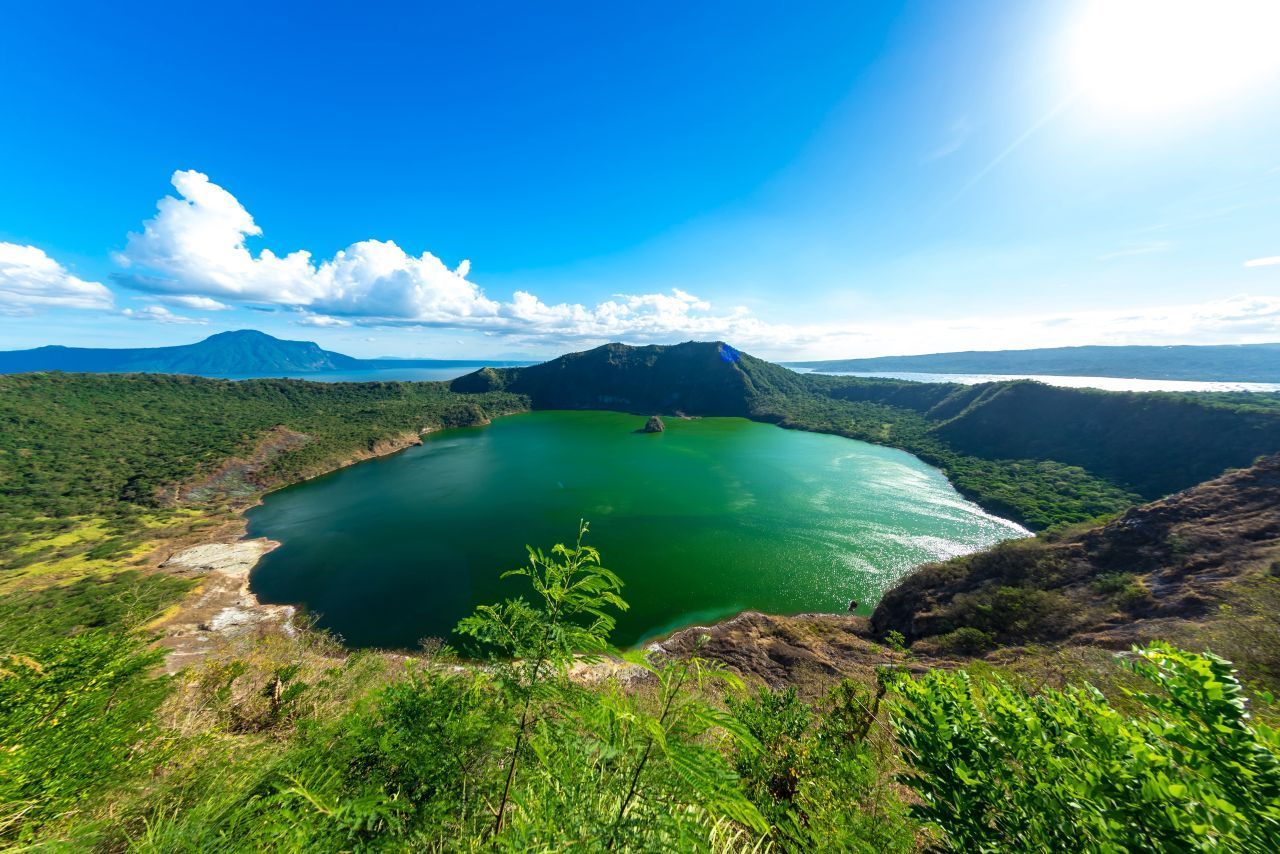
<box><xmin>150</xmin><ymin>408</ymin><xmax>1025</xmax><ymax>670</ymax></box>
<box><xmin>151</xmin><ymin>422</ymin><xmax>461</xmax><ymax>669</ymax></box>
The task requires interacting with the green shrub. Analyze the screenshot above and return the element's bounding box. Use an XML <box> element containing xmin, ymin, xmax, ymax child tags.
<box><xmin>942</xmin><ymin>584</ymin><xmax>1072</xmax><ymax>640</ymax></box>
<box><xmin>933</xmin><ymin>627</ymin><xmax>994</xmax><ymax>655</ymax></box>
<box><xmin>1091</xmin><ymin>571</ymin><xmax>1134</xmax><ymax>594</ymax></box>
<box><xmin>727</xmin><ymin>676</ymin><xmax>916</xmax><ymax>851</ymax></box>
<box><xmin>890</xmin><ymin>642</ymin><xmax>1280</xmax><ymax>851</ymax></box>
<box><xmin>1114</xmin><ymin>582</ymin><xmax>1152</xmax><ymax>612</ymax></box>
<box><xmin>0</xmin><ymin>631</ymin><xmax>169</xmax><ymax>842</ymax></box>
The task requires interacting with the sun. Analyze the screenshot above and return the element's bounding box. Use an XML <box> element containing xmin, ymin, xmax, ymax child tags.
<box><xmin>1066</xmin><ymin>0</ymin><xmax>1280</xmax><ymax>116</ymax></box>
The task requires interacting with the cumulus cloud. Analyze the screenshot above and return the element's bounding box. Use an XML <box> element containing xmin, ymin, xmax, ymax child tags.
<box><xmin>111</xmin><ymin>170</ymin><xmax>801</xmax><ymax>346</ymax></box>
<box><xmin>295</xmin><ymin>312</ymin><xmax>352</xmax><ymax>328</ymax></box>
<box><xmin>0</xmin><ymin>242</ymin><xmax>113</xmax><ymax>316</ymax></box>
<box><xmin>1244</xmin><ymin>256</ymin><xmax>1280</xmax><ymax>267</ymax></box>
<box><xmin>115</xmin><ymin>170</ymin><xmax>496</xmax><ymax>322</ymax></box>
<box><xmin>122</xmin><ymin>304</ymin><xmax>207</xmax><ymax>325</ymax></box>
<box><xmin>156</xmin><ymin>294</ymin><xmax>231</xmax><ymax>311</ymax></box>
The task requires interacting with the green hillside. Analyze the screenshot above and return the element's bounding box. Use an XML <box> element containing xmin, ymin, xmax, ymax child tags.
<box><xmin>0</xmin><ymin>372</ymin><xmax>527</xmax><ymax>566</ymax></box>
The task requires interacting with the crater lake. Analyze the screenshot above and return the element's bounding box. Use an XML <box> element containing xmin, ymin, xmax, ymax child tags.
<box><xmin>246</xmin><ymin>410</ymin><xmax>1027</xmax><ymax>648</ymax></box>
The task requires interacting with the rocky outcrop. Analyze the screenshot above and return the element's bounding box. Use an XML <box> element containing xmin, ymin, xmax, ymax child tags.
<box><xmin>641</xmin><ymin>415</ymin><xmax>665</xmax><ymax>433</ymax></box>
<box><xmin>156</xmin><ymin>539</ymin><xmax>293</xmax><ymax>672</ymax></box>
<box><xmin>651</xmin><ymin>611</ymin><xmax>916</xmax><ymax>691</ymax></box>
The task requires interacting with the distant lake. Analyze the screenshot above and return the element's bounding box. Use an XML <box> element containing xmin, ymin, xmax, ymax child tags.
<box><xmin>797</xmin><ymin>369</ymin><xmax>1280</xmax><ymax>393</ymax></box>
<box><xmin>246</xmin><ymin>411</ymin><xmax>1025</xmax><ymax>649</ymax></box>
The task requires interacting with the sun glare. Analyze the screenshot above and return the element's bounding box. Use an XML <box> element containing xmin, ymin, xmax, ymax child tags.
<box><xmin>1067</xmin><ymin>0</ymin><xmax>1280</xmax><ymax>116</ymax></box>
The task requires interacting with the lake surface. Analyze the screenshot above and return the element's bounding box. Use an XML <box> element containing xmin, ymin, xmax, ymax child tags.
<box><xmin>246</xmin><ymin>411</ymin><xmax>1026</xmax><ymax>649</ymax></box>
<box><xmin>799</xmin><ymin>369</ymin><xmax>1280</xmax><ymax>393</ymax></box>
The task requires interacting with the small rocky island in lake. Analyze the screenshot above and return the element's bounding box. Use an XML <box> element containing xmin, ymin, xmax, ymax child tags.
<box><xmin>641</xmin><ymin>415</ymin><xmax>665</xmax><ymax>433</ymax></box>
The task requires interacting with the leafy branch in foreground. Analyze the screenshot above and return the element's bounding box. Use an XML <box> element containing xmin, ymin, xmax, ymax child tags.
<box><xmin>455</xmin><ymin>520</ymin><xmax>627</xmax><ymax>835</ymax></box>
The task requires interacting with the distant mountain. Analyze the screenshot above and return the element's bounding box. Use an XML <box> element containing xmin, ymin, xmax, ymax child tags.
<box><xmin>0</xmin><ymin>330</ymin><xmax>531</xmax><ymax>377</ymax></box>
<box><xmin>451</xmin><ymin>341</ymin><xmax>811</xmax><ymax>415</ymax></box>
<box><xmin>789</xmin><ymin>343</ymin><xmax>1280</xmax><ymax>383</ymax></box>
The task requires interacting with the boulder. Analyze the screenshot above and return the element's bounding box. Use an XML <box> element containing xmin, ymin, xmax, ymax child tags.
<box><xmin>642</xmin><ymin>415</ymin><xmax>665</xmax><ymax>433</ymax></box>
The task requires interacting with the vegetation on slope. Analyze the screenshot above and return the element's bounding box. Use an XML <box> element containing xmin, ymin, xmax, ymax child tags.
<box><xmin>3</xmin><ymin>528</ymin><xmax>1278</xmax><ymax>849</ymax></box>
<box><xmin>872</xmin><ymin>452</ymin><xmax>1280</xmax><ymax>684</ymax></box>
<box><xmin>0</xmin><ymin>372</ymin><xmax>527</xmax><ymax>570</ymax></box>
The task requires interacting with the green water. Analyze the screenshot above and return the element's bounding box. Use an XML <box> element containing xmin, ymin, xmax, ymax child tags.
<box><xmin>246</xmin><ymin>411</ymin><xmax>1026</xmax><ymax>648</ymax></box>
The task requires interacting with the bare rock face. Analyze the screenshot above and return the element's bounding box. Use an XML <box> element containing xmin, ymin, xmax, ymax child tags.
<box><xmin>642</xmin><ymin>415</ymin><xmax>665</xmax><ymax>433</ymax></box>
<box><xmin>157</xmin><ymin>538</ymin><xmax>295</xmax><ymax>672</ymax></box>
<box><xmin>650</xmin><ymin>611</ymin><xmax>916</xmax><ymax>691</ymax></box>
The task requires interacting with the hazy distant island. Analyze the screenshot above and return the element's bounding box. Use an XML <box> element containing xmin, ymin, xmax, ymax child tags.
<box><xmin>0</xmin><ymin>329</ymin><xmax>536</xmax><ymax>377</ymax></box>
<box><xmin>789</xmin><ymin>342</ymin><xmax>1280</xmax><ymax>383</ymax></box>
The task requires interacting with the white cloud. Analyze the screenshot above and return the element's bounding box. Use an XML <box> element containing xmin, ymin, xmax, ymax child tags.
<box><xmin>112</xmin><ymin>170</ymin><xmax>808</xmax><ymax>347</ymax></box>
<box><xmin>296</xmin><ymin>312</ymin><xmax>351</xmax><ymax>328</ymax></box>
<box><xmin>0</xmin><ymin>242</ymin><xmax>113</xmax><ymax>316</ymax></box>
<box><xmin>1244</xmin><ymin>256</ymin><xmax>1280</xmax><ymax>267</ymax></box>
<box><xmin>116</xmin><ymin>170</ymin><xmax>495</xmax><ymax>322</ymax></box>
<box><xmin>156</xmin><ymin>294</ymin><xmax>231</xmax><ymax>311</ymax></box>
<box><xmin>122</xmin><ymin>304</ymin><xmax>207</xmax><ymax>325</ymax></box>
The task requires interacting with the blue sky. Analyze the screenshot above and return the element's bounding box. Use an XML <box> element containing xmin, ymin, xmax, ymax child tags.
<box><xmin>2</xmin><ymin>0</ymin><xmax>1279</xmax><ymax>359</ymax></box>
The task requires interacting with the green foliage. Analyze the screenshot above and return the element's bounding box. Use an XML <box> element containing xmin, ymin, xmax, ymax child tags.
<box><xmin>942</xmin><ymin>584</ymin><xmax>1072</xmax><ymax>640</ymax></box>
<box><xmin>727</xmin><ymin>676</ymin><xmax>916</xmax><ymax>851</ymax></box>
<box><xmin>890</xmin><ymin>642</ymin><xmax>1280</xmax><ymax>851</ymax></box>
<box><xmin>5</xmin><ymin>527</ymin><xmax>1277</xmax><ymax>851</ymax></box>
<box><xmin>513</xmin><ymin>655</ymin><xmax>766</xmax><ymax>850</ymax></box>
<box><xmin>456</xmin><ymin>520</ymin><xmax>627</xmax><ymax>665</ymax></box>
<box><xmin>0</xmin><ymin>570</ymin><xmax>192</xmax><ymax>651</ymax></box>
<box><xmin>117</xmin><ymin>525</ymin><xmax>768</xmax><ymax>850</ymax></box>
<box><xmin>456</xmin><ymin>519</ymin><xmax>628</xmax><ymax>835</ymax></box>
<box><xmin>453</xmin><ymin>522</ymin><xmax>766</xmax><ymax>846</ymax></box>
<box><xmin>933</xmin><ymin>626</ymin><xmax>995</xmax><ymax>655</ymax></box>
<box><xmin>0</xmin><ymin>630</ymin><xmax>169</xmax><ymax>842</ymax></box>
<box><xmin>883</xmin><ymin>629</ymin><xmax>908</xmax><ymax>653</ymax></box>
